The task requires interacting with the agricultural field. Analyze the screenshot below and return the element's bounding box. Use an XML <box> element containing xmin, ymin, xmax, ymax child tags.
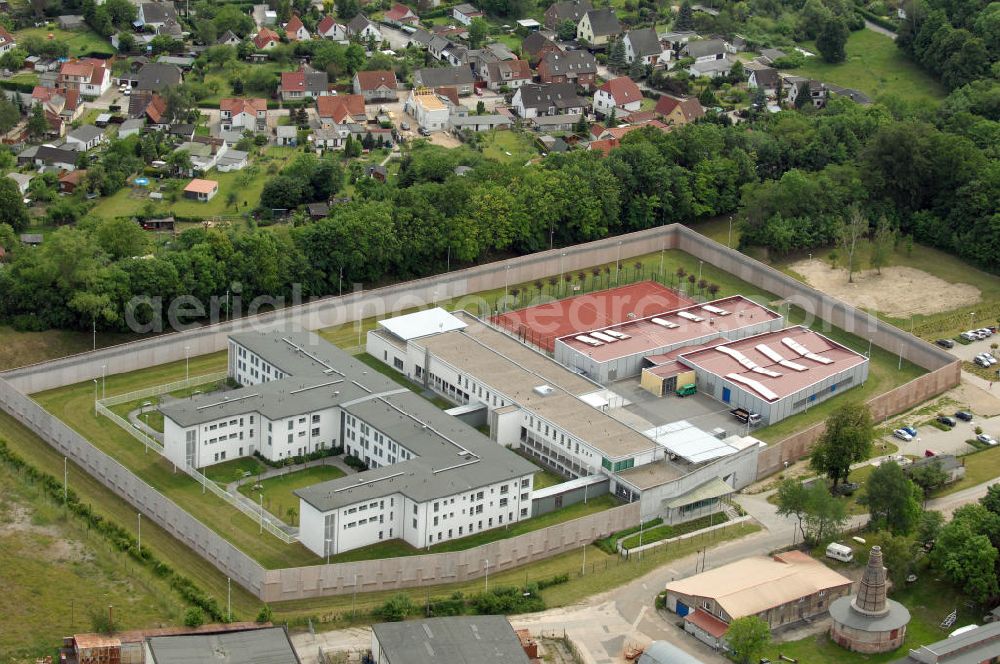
<box><xmin>790</xmin><ymin>30</ymin><xmax>946</xmax><ymax>106</ymax></box>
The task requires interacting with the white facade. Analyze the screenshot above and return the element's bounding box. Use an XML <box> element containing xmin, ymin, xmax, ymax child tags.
<box><xmin>593</xmin><ymin>88</ymin><xmax>641</xmax><ymax>114</ymax></box>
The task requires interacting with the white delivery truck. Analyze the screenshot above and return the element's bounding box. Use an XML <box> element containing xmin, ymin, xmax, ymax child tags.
<box><xmin>826</xmin><ymin>542</ymin><xmax>854</xmax><ymax>562</ymax></box>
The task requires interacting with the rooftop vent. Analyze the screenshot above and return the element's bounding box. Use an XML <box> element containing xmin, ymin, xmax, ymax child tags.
<box><xmin>533</xmin><ymin>384</ymin><xmax>555</xmax><ymax>396</ymax></box>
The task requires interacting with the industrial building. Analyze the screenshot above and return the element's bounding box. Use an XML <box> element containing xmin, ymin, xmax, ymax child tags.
<box><xmin>160</xmin><ymin>330</ymin><xmax>537</xmax><ymax>558</ymax></box>
<box><xmin>664</xmin><ymin>551</ymin><xmax>852</xmax><ymax>649</ymax></box>
<box><xmin>144</xmin><ymin>626</ymin><xmax>300</xmax><ymax>664</ymax></box>
<box><xmin>677</xmin><ymin>326</ymin><xmax>869</xmax><ymax>425</ymax></box>
<box><xmin>368</xmin><ymin>308</ymin><xmax>764</xmax><ymax>526</ymax></box>
<box><xmin>370</xmin><ymin>616</ymin><xmax>532</xmax><ymax>664</ymax></box>
<box><xmin>553</xmin><ymin>295</ymin><xmax>783</xmax><ymax>383</ymax></box>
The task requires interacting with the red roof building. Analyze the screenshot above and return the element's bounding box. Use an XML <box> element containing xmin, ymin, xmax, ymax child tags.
<box><xmin>654</xmin><ymin>95</ymin><xmax>705</xmax><ymax>126</ymax></box>
<box><xmin>352</xmin><ymin>70</ymin><xmax>398</xmax><ymax>101</ymax></box>
<box><xmin>253</xmin><ymin>27</ymin><xmax>281</xmax><ymax>50</ymax></box>
<box><xmin>284</xmin><ymin>14</ymin><xmax>310</xmax><ymax>41</ymax></box>
<box><xmin>384</xmin><ymin>3</ymin><xmax>419</xmax><ymax>24</ymax></box>
<box><xmin>316</xmin><ymin>94</ymin><xmax>366</xmax><ymax>125</ymax></box>
<box><xmin>594</xmin><ymin>76</ymin><xmax>643</xmax><ymax>116</ymax></box>
<box><xmin>587</xmin><ymin>137</ymin><xmax>620</xmax><ymax>156</ymax></box>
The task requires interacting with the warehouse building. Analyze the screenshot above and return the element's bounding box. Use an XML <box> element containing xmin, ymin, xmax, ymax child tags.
<box><xmin>368</xmin><ymin>308</ymin><xmax>763</xmax><ymax>526</ymax></box>
<box><xmin>664</xmin><ymin>551</ymin><xmax>852</xmax><ymax>649</ymax></box>
<box><xmin>160</xmin><ymin>330</ymin><xmax>536</xmax><ymax>557</ymax></box>
<box><xmin>553</xmin><ymin>296</ymin><xmax>783</xmax><ymax>384</ymax></box>
<box><xmin>676</xmin><ymin>326</ymin><xmax>869</xmax><ymax>425</ymax></box>
<box><xmin>144</xmin><ymin>626</ymin><xmax>299</xmax><ymax>664</ymax></box>
<box><xmin>371</xmin><ymin>616</ymin><xmax>531</xmax><ymax>664</ymax></box>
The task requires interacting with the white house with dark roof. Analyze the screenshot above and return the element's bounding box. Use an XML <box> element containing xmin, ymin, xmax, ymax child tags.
<box><xmin>346</xmin><ymin>14</ymin><xmax>382</xmax><ymax>41</ymax></box>
<box><xmin>623</xmin><ymin>27</ymin><xmax>665</xmax><ymax>66</ymax></box>
<box><xmin>577</xmin><ymin>8</ymin><xmax>621</xmax><ymax>46</ymax></box>
<box><xmin>511</xmin><ymin>82</ymin><xmax>586</xmax><ymax>119</ymax></box>
<box><xmin>452</xmin><ymin>3</ymin><xmax>484</xmax><ymax>25</ymax></box>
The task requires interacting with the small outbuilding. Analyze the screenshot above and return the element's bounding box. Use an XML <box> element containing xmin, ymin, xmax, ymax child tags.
<box><xmin>183</xmin><ymin>178</ymin><xmax>219</xmax><ymax>202</ymax></box>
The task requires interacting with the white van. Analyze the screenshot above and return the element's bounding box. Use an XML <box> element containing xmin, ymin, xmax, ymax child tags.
<box><xmin>826</xmin><ymin>542</ymin><xmax>854</xmax><ymax>562</ymax></box>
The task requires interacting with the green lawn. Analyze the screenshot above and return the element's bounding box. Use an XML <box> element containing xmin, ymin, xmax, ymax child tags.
<box><xmin>89</xmin><ymin>148</ymin><xmax>299</xmax><ymax>220</ymax></box>
<box><xmin>619</xmin><ymin>511</ymin><xmax>731</xmax><ymax>550</ymax></box>
<box><xmin>0</xmin><ymin>325</ymin><xmax>139</xmax><ymax>372</ymax></box>
<box><xmin>480</xmin><ymin>130</ymin><xmax>539</xmax><ymax>165</ymax></box>
<box><xmin>790</xmin><ymin>30</ymin><xmax>945</xmax><ymax>105</ymax></box>
<box><xmin>201</xmin><ymin>456</ymin><xmax>267</xmax><ymax>484</ymax></box>
<box><xmin>14</xmin><ymin>26</ymin><xmax>115</xmax><ymax>57</ymax></box>
<box><xmin>0</xmin><ymin>463</ymin><xmax>185</xmax><ymax>659</ymax></box>
<box><xmin>532</xmin><ymin>468</ymin><xmax>564</xmax><ymax>490</ymax></box>
<box><xmin>9</xmin><ymin>71</ymin><xmax>39</xmax><ymax>87</ymax></box>
<box><xmin>238</xmin><ymin>465</ymin><xmax>346</xmax><ymax>525</ymax></box>
<box><xmin>764</xmin><ymin>572</ymin><xmax>977</xmax><ymax>663</ymax></box>
<box><xmin>933</xmin><ymin>446</ymin><xmax>1000</xmax><ymax>496</ymax></box>
<box><xmin>199</xmin><ymin>63</ymin><xmax>290</xmax><ymax>107</ymax></box>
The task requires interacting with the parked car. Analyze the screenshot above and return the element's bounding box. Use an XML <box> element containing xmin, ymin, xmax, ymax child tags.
<box><xmin>956</xmin><ymin>410</ymin><xmax>974</xmax><ymax>422</ymax></box>
<box><xmin>976</xmin><ymin>433</ymin><xmax>997</xmax><ymax>446</ymax></box>
<box><xmin>936</xmin><ymin>339</ymin><xmax>955</xmax><ymax>349</ymax></box>
<box><xmin>961</xmin><ymin>331</ymin><xmax>978</xmax><ymax>342</ymax></box>
<box><xmin>400</xmin><ymin>121</ymin><xmax>410</xmax><ymax>131</ymax></box>
<box><xmin>901</xmin><ymin>426</ymin><xmax>918</xmax><ymax>437</ymax></box>
<box><xmin>418</xmin><ymin>126</ymin><xmax>431</xmax><ymax>136</ymax></box>
<box><xmin>893</xmin><ymin>428</ymin><xmax>913</xmax><ymax>442</ymax></box>
<box><xmin>833</xmin><ymin>482</ymin><xmax>860</xmax><ymax>496</ymax></box>
<box><xmin>938</xmin><ymin>415</ymin><xmax>957</xmax><ymax>427</ymax></box>
<box><xmin>978</xmin><ymin>328</ymin><xmax>993</xmax><ymax>337</ymax></box>
<box><xmin>976</xmin><ymin>356</ymin><xmax>992</xmax><ymax>368</ymax></box>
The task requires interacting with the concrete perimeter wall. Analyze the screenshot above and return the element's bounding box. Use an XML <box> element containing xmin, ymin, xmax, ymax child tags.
<box><xmin>260</xmin><ymin>502</ymin><xmax>638</xmax><ymax>603</ymax></box>
<box><xmin>0</xmin><ymin>224</ymin><xmax>960</xmax><ymax>599</ymax></box>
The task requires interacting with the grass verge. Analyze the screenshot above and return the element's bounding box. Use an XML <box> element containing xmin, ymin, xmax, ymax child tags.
<box><xmin>620</xmin><ymin>511</ymin><xmax>731</xmax><ymax>550</ymax></box>
<box><xmin>237</xmin><ymin>465</ymin><xmax>346</xmax><ymax>525</ymax></box>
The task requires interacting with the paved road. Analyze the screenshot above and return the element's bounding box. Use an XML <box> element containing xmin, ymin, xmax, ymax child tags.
<box><xmin>864</xmin><ymin>19</ymin><xmax>898</xmax><ymax>40</ymax></box>
<box><xmin>291</xmin><ymin>477</ymin><xmax>995</xmax><ymax>663</ymax></box>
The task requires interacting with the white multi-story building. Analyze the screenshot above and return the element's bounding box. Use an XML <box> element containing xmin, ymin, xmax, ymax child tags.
<box><xmin>160</xmin><ymin>330</ymin><xmax>536</xmax><ymax>557</ymax></box>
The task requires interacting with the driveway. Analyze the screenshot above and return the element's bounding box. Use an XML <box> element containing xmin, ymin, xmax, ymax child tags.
<box><xmin>864</xmin><ymin>19</ymin><xmax>898</xmax><ymax>40</ymax></box>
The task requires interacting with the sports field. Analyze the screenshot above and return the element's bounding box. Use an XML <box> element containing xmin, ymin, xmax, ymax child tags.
<box><xmin>492</xmin><ymin>281</ymin><xmax>694</xmax><ymax>351</ymax></box>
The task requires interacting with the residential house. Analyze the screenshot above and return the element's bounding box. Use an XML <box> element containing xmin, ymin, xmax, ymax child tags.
<box><xmin>0</xmin><ymin>26</ymin><xmax>16</xmax><ymax>55</ymax></box>
<box><xmin>253</xmin><ymin>27</ymin><xmax>281</xmax><ymax>50</ymax></box>
<box><xmin>452</xmin><ymin>3</ymin><xmax>484</xmax><ymax>26</ymax></box>
<box><xmin>28</xmin><ymin>145</ymin><xmax>79</xmax><ymax>171</ymax></box>
<box><xmin>407</xmin><ymin>28</ymin><xmax>433</xmax><ymax>49</ymax></box>
<box><xmin>511</xmin><ymin>82</ymin><xmax>585</xmax><ymax>119</ymax></box>
<box><xmin>284</xmin><ymin>15</ymin><xmax>310</xmax><ymax>41</ymax></box>
<box><xmin>747</xmin><ymin>66</ymin><xmax>780</xmax><ymax>97</ymax></box>
<box><xmin>482</xmin><ymin>60</ymin><xmax>532</xmax><ymax>91</ymax></box>
<box><xmin>220</xmin><ymin>98</ymin><xmax>267</xmax><ymax>132</ymax></box>
<box><xmin>252</xmin><ymin>4</ymin><xmax>278</xmax><ymax>27</ymax></box>
<box><xmin>577</xmin><ymin>8</ymin><xmax>621</xmax><ymax>47</ymax></box>
<box><xmin>543</xmin><ymin>0</ymin><xmax>592</xmax><ymax>30</ymax></box>
<box><xmin>279</xmin><ymin>66</ymin><xmax>330</xmax><ymax>101</ymax></box>
<box><xmin>310</xmin><ymin>126</ymin><xmax>342</xmax><ymax>150</ymax></box>
<box><xmin>353</xmin><ymin>70</ymin><xmax>398</xmax><ymax>102</ymax></box>
<box><xmin>659</xmin><ymin>30</ymin><xmax>697</xmax><ymax>50</ymax></box>
<box><xmin>169</xmin><ymin>124</ymin><xmax>196</xmax><ymax>140</ymax></box>
<box><xmin>653</xmin><ymin>95</ymin><xmax>704</xmax><ymax>126</ymax></box>
<box><xmin>521</xmin><ymin>32</ymin><xmax>560</xmax><ymax>63</ymax></box>
<box><xmin>442</xmin><ymin>44</ymin><xmax>470</xmax><ymax>67</ymax></box>
<box><xmin>217</xmin><ymin>30</ymin><xmax>242</xmax><ymax>46</ymax></box>
<box><xmin>157</xmin><ymin>17</ymin><xmax>184</xmax><ymax>39</ymax></box>
<box><xmin>58</xmin><ymin>59</ymin><xmax>111</xmax><ymax>97</ymax></box>
<box><xmin>276</xmin><ymin>125</ymin><xmax>298</xmax><ymax>146</ymax></box>
<box><xmin>537</xmin><ymin>50</ymin><xmax>598</xmax><ymax>89</ymax></box>
<box><xmin>664</xmin><ymin>551</ymin><xmax>852</xmax><ymax>647</ymax></box>
<box><xmin>681</xmin><ymin>38</ymin><xmax>734</xmax><ymax>77</ymax></box>
<box><xmin>65</xmin><ymin>125</ymin><xmax>106</xmax><ymax>151</ymax></box>
<box><xmin>216</xmin><ymin>149</ymin><xmax>249</xmax><ymax>172</ymax></box>
<box><xmin>593</xmin><ymin>77</ymin><xmax>642</xmax><ymax>116</ymax></box>
<box><xmin>623</xmin><ymin>27</ymin><xmax>664</xmax><ymax>66</ymax></box>
<box><xmin>128</xmin><ymin>92</ymin><xmax>168</xmax><ymax>126</ymax></box>
<box><xmin>757</xmin><ymin>47</ymin><xmax>786</xmax><ymax>65</ymax></box>
<box><xmin>135</xmin><ymin>62</ymin><xmax>183</xmax><ymax>92</ymax></box>
<box><xmin>485</xmin><ymin>42</ymin><xmax>517</xmax><ymax>61</ymax></box>
<box><xmin>413</xmin><ymin>66</ymin><xmax>476</xmax><ymax>95</ymax></box>
<box><xmin>59</xmin><ymin>169</ymin><xmax>85</xmax><ymax>194</ymax></box>
<box><xmin>450</xmin><ymin>114</ymin><xmax>512</xmax><ymax>132</ymax></box>
<box><xmin>316</xmin><ymin>16</ymin><xmax>347</xmax><ymax>41</ymax></box>
<box><xmin>6</xmin><ymin>172</ymin><xmax>33</xmax><ymax>195</ymax></box>
<box><xmin>137</xmin><ymin>2</ymin><xmax>178</xmax><ymax>30</ymax></box>
<box><xmin>176</xmin><ymin>137</ymin><xmax>230</xmax><ymax>173</ymax></box>
<box><xmin>587</xmin><ymin>137</ymin><xmax>619</xmax><ymax>156</ymax></box>
<box><xmin>118</xmin><ymin>118</ymin><xmax>145</xmax><ymax>138</ymax></box>
<box><xmin>183</xmin><ymin>178</ymin><xmax>219</xmax><ymax>202</ymax></box>
<box><xmin>428</xmin><ymin>35</ymin><xmax>452</xmax><ymax>61</ymax></box>
<box><xmin>406</xmin><ymin>88</ymin><xmax>450</xmax><ymax>132</ymax></box>
<box><xmin>346</xmin><ymin>15</ymin><xmax>382</xmax><ymax>42</ymax></box>
<box><xmin>783</xmin><ymin>75</ymin><xmax>828</xmax><ymax>108</ymax></box>
<box><xmin>384</xmin><ymin>3</ymin><xmax>419</xmax><ymax>26</ymax></box>
<box><xmin>31</xmin><ymin>86</ymin><xmax>82</xmax><ymax>134</ymax></box>
<box><xmin>315</xmin><ymin>94</ymin><xmax>365</xmax><ymax>148</ymax></box>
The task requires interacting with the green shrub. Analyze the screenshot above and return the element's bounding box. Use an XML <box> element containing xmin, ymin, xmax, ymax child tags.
<box><xmin>184</xmin><ymin>607</ymin><xmax>205</xmax><ymax>628</ymax></box>
<box><xmin>376</xmin><ymin>593</ymin><xmax>416</xmax><ymax>621</ymax></box>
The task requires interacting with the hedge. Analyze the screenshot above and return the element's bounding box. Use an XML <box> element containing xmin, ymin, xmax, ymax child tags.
<box><xmin>856</xmin><ymin>7</ymin><xmax>898</xmax><ymax>32</ymax></box>
<box><xmin>0</xmin><ymin>438</ymin><xmax>228</xmax><ymax>622</ymax></box>
<box><xmin>0</xmin><ymin>79</ymin><xmax>36</xmax><ymax>94</ymax></box>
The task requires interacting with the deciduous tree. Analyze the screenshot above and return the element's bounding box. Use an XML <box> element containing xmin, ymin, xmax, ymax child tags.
<box><xmin>726</xmin><ymin>616</ymin><xmax>770</xmax><ymax>664</ymax></box>
<box><xmin>860</xmin><ymin>461</ymin><xmax>923</xmax><ymax>535</ymax></box>
<box><xmin>810</xmin><ymin>402</ymin><xmax>874</xmax><ymax>486</ymax></box>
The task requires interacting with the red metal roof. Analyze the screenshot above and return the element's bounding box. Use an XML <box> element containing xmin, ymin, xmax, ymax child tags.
<box><xmin>686</xmin><ymin>609</ymin><xmax>729</xmax><ymax>639</ymax></box>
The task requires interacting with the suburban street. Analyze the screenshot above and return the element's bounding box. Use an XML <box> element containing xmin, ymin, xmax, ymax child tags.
<box><xmin>291</xmin><ymin>476</ymin><xmax>995</xmax><ymax>664</ymax></box>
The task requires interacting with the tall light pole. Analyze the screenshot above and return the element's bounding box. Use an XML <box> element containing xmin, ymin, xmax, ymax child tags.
<box><xmin>63</xmin><ymin>457</ymin><xmax>68</xmax><ymax>505</ymax></box>
<box><xmin>325</xmin><ymin>538</ymin><xmax>332</xmax><ymax>565</ymax></box>
<box><xmin>446</xmin><ymin>245</ymin><xmax>451</xmax><ymax>272</ymax></box>
<box><xmin>93</xmin><ymin>379</ymin><xmax>98</xmax><ymax>414</ymax></box>
<box><xmin>101</xmin><ymin>365</ymin><xmax>106</xmax><ymax>400</ymax></box>
<box><xmin>698</xmin><ymin>260</ymin><xmax>703</xmax><ymax>281</ymax></box>
<box><xmin>728</xmin><ymin>215</ymin><xmax>733</xmax><ymax>248</ymax></box>
<box><xmin>559</xmin><ymin>252</ymin><xmax>566</xmax><ymax>295</ymax></box>
<box><xmin>484</xmin><ymin>558</ymin><xmax>490</xmax><ymax>593</ymax></box>
<box><xmin>137</xmin><ymin>512</ymin><xmax>141</xmax><ymax>554</ymax></box>
<box><xmin>504</xmin><ymin>265</ymin><xmax>510</xmax><ymax>306</ymax></box>
<box><xmin>259</xmin><ymin>493</ymin><xmax>264</xmax><ymax>534</ymax></box>
<box><xmin>352</xmin><ymin>574</ymin><xmax>358</xmax><ymax>617</ymax></box>
<box><xmin>616</xmin><ymin>241</ymin><xmax>622</xmax><ymax>284</ymax></box>
<box><xmin>184</xmin><ymin>346</ymin><xmax>190</xmax><ymax>381</ymax></box>
<box><xmin>227</xmin><ymin>577</ymin><xmax>232</xmax><ymax>622</ymax></box>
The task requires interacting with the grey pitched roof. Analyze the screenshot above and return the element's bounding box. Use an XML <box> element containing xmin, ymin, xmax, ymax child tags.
<box><xmin>625</xmin><ymin>27</ymin><xmax>661</xmax><ymax>58</ymax></box>
<box><xmin>826</xmin><ymin>83</ymin><xmax>872</xmax><ymax>104</ymax></box>
<box><xmin>759</xmin><ymin>47</ymin><xmax>786</xmax><ymax>61</ymax></box>
<box><xmin>428</xmin><ymin>35</ymin><xmax>452</xmax><ymax>52</ymax></box>
<box><xmin>140</xmin><ymin>2</ymin><xmax>177</xmax><ymax>23</ymax></box>
<box><xmin>893</xmin><ymin>622</ymin><xmax>1000</xmax><ymax>664</ymax></box>
<box><xmin>347</xmin><ymin>13</ymin><xmax>374</xmax><ymax>33</ymax></box>
<box><xmin>217</xmin><ymin>30</ymin><xmax>240</xmax><ymax>44</ymax></box>
<box><xmin>145</xmin><ymin>627</ymin><xmax>300</xmax><ymax>664</ymax></box>
<box><xmin>539</xmin><ymin>49</ymin><xmax>597</xmax><ymax>75</ymax></box>
<box><xmin>371</xmin><ymin>617</ymin><xmax>531</xmax><ymax>664</ymax></box>
<box><xmin>415</xmin><ymin>65</ymin><xmax>475</xmax><ymax>88</ymax></box>
<box><xmin>681</xmin><ymin>38</ymin><xmax>727</xmax><ymax>59</ymax></box>
<box><xmin>584</xmin><ymin>8</ymin><xmax>621</xmax><ymax>36</ymax></box>
<box><xmin>751</xmin><ymin>66</ymin><xmax>780</xmax><ymax>89</ymax></box>
<box><xmin>516</xmin><ymin>82</ymin><xmax>584</xmax><ymax>110</ymax></box>
<box><xmin>545</xmin><ymin>0</ymin><xmax>592</xmax><ymax>24</ymax></box>
<box><xmin>33</xmin><ymin>145</ymin><xmax>77</xmax><ymax>164</ymax></box>
<box><xmin>409</xmin><ymin>28</ymin><xmax>433</xmax><ymax>45</ymax></box>
<box><xmin>522</xmin><ymin>31</ymin><xmax>558</xmax><ymax>57</ymax></box>
<box><xmin>135</xmin><ymin>62</ymin><xmax>182</xmax><ymax>91</ymax></box>
<box><xmin>68</xmin><ymin>124</ymin><xmax>104</xmax><ymax>142</ymax></box>
<box><xmin>453</xmin><ymin>3</ymin><xmax>480</xmax><ymax>14</ymax></box>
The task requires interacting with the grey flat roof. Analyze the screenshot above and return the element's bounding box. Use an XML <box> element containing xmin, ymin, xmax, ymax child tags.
<box><xmin>408</xmin><ymin>312</ymin><xmax>657</xmax><ymax>460</ymax></box>
<box><xmin>895</xmin><ymin>622</ymin><xmax>1000</xmax><ymax>664</ymax></box>
<box><xmin>372</xmin><ymin>616</ymin><xmax>530</xmax><ymax>664</ymax></box>
<box><xmin>295</xmin><ymin>391</ymin><xmax>536</xmax><ymax>511</ymax></box>
<box><xmin>145</xmin><ymin>626</ymin><xmax>300</xmax><ymax>664</ymax></box>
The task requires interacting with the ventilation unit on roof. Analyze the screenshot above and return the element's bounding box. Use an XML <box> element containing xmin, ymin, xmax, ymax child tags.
<box><xmin>533</xmin><ymin>384</ymin><xmax>555</xmax><ymax>396</ymax></box>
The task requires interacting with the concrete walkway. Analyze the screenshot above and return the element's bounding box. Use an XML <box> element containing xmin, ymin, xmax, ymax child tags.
<box><xmin>127</xmin><ymin>406</ymin><xmax>163</xmax><ymax>443</ymax></box>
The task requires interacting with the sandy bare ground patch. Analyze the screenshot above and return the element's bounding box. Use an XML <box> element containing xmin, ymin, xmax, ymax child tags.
<box><xmin>790</xmin><ymin>259</ymin><xmax>980</xmax><ymax>317</ymax></box>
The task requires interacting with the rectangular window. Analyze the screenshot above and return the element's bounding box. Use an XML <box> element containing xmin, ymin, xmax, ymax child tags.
<box><xmin>312</xmin><ymin>414</ymin><xmax>320</xmax><ymax>423</ymax></box>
